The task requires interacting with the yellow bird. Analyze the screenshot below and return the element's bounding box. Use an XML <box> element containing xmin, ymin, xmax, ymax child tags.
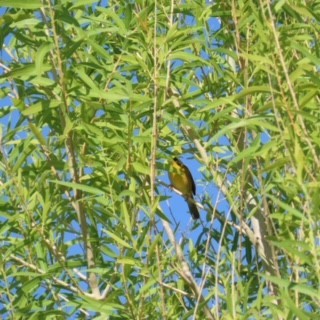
<box><xmin>168</xmin><ymin>157</ymin><xmax>200</xmax><ymax>219</ymax></box>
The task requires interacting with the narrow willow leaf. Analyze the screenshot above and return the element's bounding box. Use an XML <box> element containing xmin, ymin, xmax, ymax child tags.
<box><xmin>267</xmin><ymin>195</ymin><xmax>307</xmax><ymax>221</ymax></box>
<box><xmin>103</xmin><ymin>229</ymin><xmax>132</xmax><ymax>249</ymax></box>
<box><xmin>21</xmin><ymin>100</ymin><xmax>60</xmax><ymax>116</ymax></box>
<box><xmin>48</xmin><ymin>180</ymin><xmax>103</xmax><ymax>195</ymax></box>
<box><xmin>0</xmin><ymin>0</ymin><xmax>42</xmax><ymax>8</ymax></box>
<box><xmin>230</xmin><ymin>136</ymin><xmax>261</xmax><ymax>164</ymax></box>
<box><xmin>35</xmin><ymin>43</ymin><xmax>54</xmax><ymax>76</ymax></box>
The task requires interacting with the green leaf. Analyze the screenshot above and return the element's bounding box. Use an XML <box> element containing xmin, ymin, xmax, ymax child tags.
<box><xmin>169</xmin><ymin>51</ymin><xmax>211</xmax><ymax>66</ymax></box>
<box><xmin>35</xmin><ymin>43</ymin><xmax>54</xmax><ymax>76</ymax></box>
<box><xmin>117</xmin><ymin>257</ymin><xmax>143</xmax><ymax>267</ymax></box>
<box><xmin>209</xmin><ymin>117</ymin><xmax>279</xmax><ymax>144</ymax></box>
<box><xmin>0</xmin><ymin>0</ymin><xmax>42</xmax><ymax>8</ymax></box>
<box><xmin>132</xmin><ymin>162</ymin><xmax>150</xmax><ymax>175</ymax></box>
<box><xmin>1</xmin><ymin>63</ymin><xmax>52</xmax><ymax>80</ymax></box>
<box><xmin>230</xmin><ymin>135</ymin><xmax>261</xmax><ymax>164</ymax></box>
<box><xmin>48</xmin><ymin>180</ymin><xmax>103</xmax><ymax>195</ymax></box>
<box><xmin>103</xmin><ymin>229</ymin><xmax>132</xmax><ymax>249</ymax></box>
<box><xmin>267</xmin><ymin>195</ymin><xmax>307</xmax><ymax>221</ymax></box>
<box><xmin>70</xmin><ymin>0</ymin><xmax>99</xmax><ymax>9</ymax></box>
<box><xmin>21</xmin><ymin>100</ymin><xmax>60</xmax><ymax>116</ymax></box>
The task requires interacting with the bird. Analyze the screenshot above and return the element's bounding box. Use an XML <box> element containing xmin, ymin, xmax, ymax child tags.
<box><xmin>168</xmin><ymin>157</ymin><xmax>200</xmax><ymax>219</ymax></box>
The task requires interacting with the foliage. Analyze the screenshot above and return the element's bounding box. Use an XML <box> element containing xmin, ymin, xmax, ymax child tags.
<box><xmin>0</xmin><ymin>0</ymin><xmax>319</xmax><ymax>319</ymax></box>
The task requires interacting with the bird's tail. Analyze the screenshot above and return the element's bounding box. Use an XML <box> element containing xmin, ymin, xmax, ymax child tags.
<box><xmin>186</xmin><ymin>197</ymin><xmax>200</xmax><ymax>219</ymax></box>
